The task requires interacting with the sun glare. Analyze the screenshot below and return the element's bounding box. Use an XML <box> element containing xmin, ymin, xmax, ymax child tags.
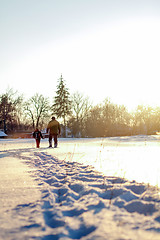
<box><xmin>1</xmin><ymin>16</ymin><xmax>160</xmax><ymax>111</ymax></box>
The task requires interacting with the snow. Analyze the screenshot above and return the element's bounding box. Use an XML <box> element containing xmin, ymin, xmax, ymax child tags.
<box><xmin>0</xmin><ymin>136</ymin><xmax>160</xmax><ymax>239</ymax></box>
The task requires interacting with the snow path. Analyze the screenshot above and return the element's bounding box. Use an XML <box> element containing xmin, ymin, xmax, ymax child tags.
<box><xmin>0</xmin><ymin>154</ymin><xmax>43</xmax><ymax>240</ymax></box>
<box><xmin>0</xmin><ymin>136</ymin><xmax>160</xmax><ymax>239</ymax></box>
<box><xmin>1</xmin><ymin>135</ymin><xmax>160</xmax><ymax>187</ymax></box>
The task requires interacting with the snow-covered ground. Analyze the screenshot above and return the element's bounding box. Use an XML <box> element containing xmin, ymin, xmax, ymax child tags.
<box><xmin>0</xmin><ymin>136</ymin><xmax>160</xmax><ymax>239</ymax></box>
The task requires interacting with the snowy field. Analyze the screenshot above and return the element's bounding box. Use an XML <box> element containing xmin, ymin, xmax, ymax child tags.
<box><xmin>0</xmin><ymin>135</ymin><xmax>160</xmax><ymax>239</ymax></box>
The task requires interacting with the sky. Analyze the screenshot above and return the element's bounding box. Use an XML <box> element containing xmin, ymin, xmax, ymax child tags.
<box><xmin>1</xmin><ymin>0</ymin><xmax>160</xmax><ymax>111</ymax></box>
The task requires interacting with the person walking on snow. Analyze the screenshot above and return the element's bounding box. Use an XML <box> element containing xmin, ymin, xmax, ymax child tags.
<box><xmin>47</xmin><ymin>116</ymin><xmax>61</xmax><ymax>148</ymax></box>
<box><xmin>33</xmin><ymin>128</ymin><xmax>44</xmax><ymax>148</ymax></box>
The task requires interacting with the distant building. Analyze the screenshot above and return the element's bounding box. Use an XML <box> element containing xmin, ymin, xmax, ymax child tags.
<box><xmin>0</xmin><ymin>130</ymin><xmax>8</xmax><ymax>138</ymax></box>
<box><xmin>60</xmin><ymin>126</ymin><xmax>72</xmax><ymax>138</ymax></box>
<box><xmin>41</xmin><ymin>128</ymin><xmax>48</xmax><ymax>138</ymax></box>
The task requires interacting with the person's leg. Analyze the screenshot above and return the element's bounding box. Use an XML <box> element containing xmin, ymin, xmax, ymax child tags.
<box><xmin>49</xmin><ymin>134</ymin><xmax>53</xmax><ymax>147</ymax></box>
<box><xmin>54</xmin><ymin>134</ymin><xmax>58</xmax><ymax>147</ymax></box>
<box><xmin>36</xmin><ymin>139</ymin><xmax>40</xmax><ymax>148</ymax></box>
<box><xmin>38</xmin><ymin>139</ymin><xmax>41</xmax><ymax>148</ymax></box>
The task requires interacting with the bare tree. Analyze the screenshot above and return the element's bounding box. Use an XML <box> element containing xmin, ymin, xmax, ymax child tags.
<box><xmin>0</xmin><ymin>88</ymin><xmax>23</xmax><ymax>133</ymax></box>
<box><xmin>132</xmin><ymin>105</ymin><xmax>155</xmax><ymax>135</ymax></box>
<box><xmin>85</xmin><ymin>104</ymin><xmax>104</xmax><ymax>137</ymax></box>
<box><xmin>69</xmin><ymin>92</ymin><xmax>91</xmax><ymax>137</ymax></box>
<box><xmin>102</xmin><ymin>98</ymin><xmax>132</xmax><ymax>136</ymax></box>
<box><xmin>24</xmin><ymin>93</ymin><xmax>50</xmax><ymax>129</ymax></box>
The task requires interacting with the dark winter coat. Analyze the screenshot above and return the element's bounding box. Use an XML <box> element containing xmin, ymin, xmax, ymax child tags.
<box><xmin>47</xmin><ymin>119</ymin><xmax>61</xmax><ymax>135</ymax></box>
<box><xmin>33</xmin><ymin>130</ymin><xmax>43</xmax><ymax>140</ymax></box>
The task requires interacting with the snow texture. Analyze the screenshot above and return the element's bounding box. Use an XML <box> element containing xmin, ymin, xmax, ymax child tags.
<box><xmin>0</xmin><ymin>136</ymin><xmax>160</xmax><ymax>240</ymax></box>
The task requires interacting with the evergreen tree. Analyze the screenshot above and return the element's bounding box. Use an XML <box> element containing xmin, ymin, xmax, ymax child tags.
<box><xmin>52</xmin><ymin>74</ymin><xmax>71</xmax><ymax>137</ymax></box>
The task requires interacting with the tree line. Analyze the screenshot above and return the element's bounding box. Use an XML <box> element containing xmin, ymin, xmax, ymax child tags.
<box><xmin>1</xmin><ymin>75</ymin><xmax>160</xmax><ymax>137</ymax></box>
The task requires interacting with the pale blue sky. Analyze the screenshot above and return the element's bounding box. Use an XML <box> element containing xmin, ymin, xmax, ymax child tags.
<box><xmin>1</xmin><ymin>0</ymin><xmax>160</xmax><ymax>110</ymax></box>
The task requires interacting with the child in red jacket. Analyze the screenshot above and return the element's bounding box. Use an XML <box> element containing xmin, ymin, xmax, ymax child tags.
<box><xmin>33</xmin><ymin>128</ymin><xmax>44</xmax><ymax>148</ymax></box>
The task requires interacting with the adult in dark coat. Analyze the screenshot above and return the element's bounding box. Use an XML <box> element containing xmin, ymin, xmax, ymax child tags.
<box><xmin>47</xmin><ymin>117</ymin><xmax>61</xmax><ymax>148</ymax></box>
